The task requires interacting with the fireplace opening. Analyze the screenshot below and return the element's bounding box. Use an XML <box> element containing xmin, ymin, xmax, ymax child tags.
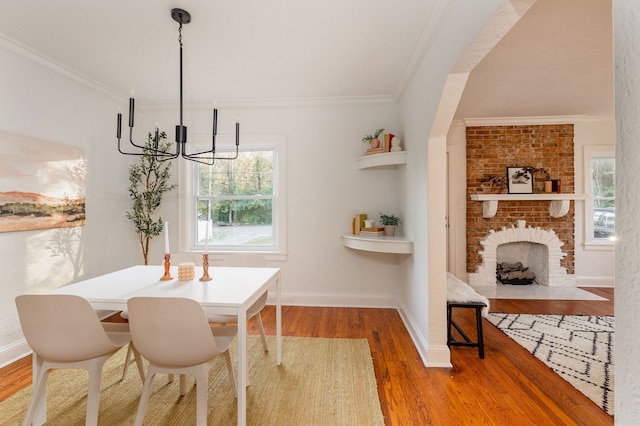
<box><xmin>496</xmin><ymin>262</ymin><xmax>535</xmax><ymax>285</ymax></box>
<box><xmin>468</xmin><ymin>220</ymin><xmax>575</xmax><ymax>287</ymax></box>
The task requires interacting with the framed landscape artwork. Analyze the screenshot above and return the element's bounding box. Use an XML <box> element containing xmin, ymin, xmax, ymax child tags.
<box><xmin>507</xmin><ymin>166</ymin><xmax>534</xmax><ymax>194</ymax></box>
<box><xmin>0</xmin><ymin>131</ymin><xmax>86</xmax><ymax>233</ymax></box>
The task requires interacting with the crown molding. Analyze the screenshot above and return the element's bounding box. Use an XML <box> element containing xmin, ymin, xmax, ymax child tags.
<box><xmin>0</xmin><ymin>33</ymin><xmax>122</xmax><ymax>102</ymax></box>
<box><xmin>140</xmin><ymin>95</ymin><xmax>396</xmax><ymax>110</ymax></box>
<box><xmin>463</xmin><ymin>115</ymin><xmax>588</xmax><ymax>126</ymax></box>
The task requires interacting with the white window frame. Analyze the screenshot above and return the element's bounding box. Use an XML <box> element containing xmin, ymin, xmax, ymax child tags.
<box><xmin>583</xmin><ymin>145</ymin><xmax>615</xmax><ymax>251</ymax></box>
<box><xmin>178</xmin><ymin>133</ymin><xmax>287</xmax><ymax>261</ymax></box>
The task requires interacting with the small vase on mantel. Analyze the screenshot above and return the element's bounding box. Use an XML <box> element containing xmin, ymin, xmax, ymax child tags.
<box><xmin>384</xmin><ymin>225</ymin><xmax>396</xmax><ymax>236</ymax></box>
<box><xmin>370</xmin><ymin>138</ymin><xmax>381</xmax><ymax>149</ymax></box>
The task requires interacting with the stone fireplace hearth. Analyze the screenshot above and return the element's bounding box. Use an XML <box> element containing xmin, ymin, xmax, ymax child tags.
<box><xmin>468</xmin><ymin>220</ymin><xmax>575</xmax><ymax>287</ymax></box>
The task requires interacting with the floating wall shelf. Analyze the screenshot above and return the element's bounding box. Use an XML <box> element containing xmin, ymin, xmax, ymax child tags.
<box><xmin>469</xmin><ymin>193</ymin><xmax>587</xmax><ymax>218</ymax></box>
<box><xmin>356</xmin><ymin>151</ymin><xmax>407</xmax><ymax>169</ymax></box>
<box><xmin>342</xmin><ymin>233</ymin><xmax>414</xmax><ymax>254</ymax></box>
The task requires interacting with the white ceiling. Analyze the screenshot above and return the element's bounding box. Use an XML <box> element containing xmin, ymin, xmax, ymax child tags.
<box><xmin>0</xmin><ymin>0</ymin><xmax>613</xmax><ymax>119</ymax></box>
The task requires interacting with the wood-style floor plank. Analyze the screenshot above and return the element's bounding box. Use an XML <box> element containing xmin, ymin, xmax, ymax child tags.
<box><xmin>0</xmin><ymin>288</ymin><xmax>614</xmax><ymax>425</ymax></box>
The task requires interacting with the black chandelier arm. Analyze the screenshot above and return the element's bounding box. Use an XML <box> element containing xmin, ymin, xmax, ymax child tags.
<box><xmin>115</xmin><ymin>8</ymin><xmax>240</xmax><ymax>164</ymax></box>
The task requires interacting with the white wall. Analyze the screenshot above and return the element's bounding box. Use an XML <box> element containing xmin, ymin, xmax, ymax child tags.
<box><xmin>396</xmin><ymin>0</ymin><xmax>504</xmax><ymax>366</ymax></box>
<box><xmin>0</xmin><ymin>44</ymin><xmax>138</xmax><ymax>365</ymax></box>
<box><xmin>614</xmin><ymin>0</ymin><xmax>640</xmax><ymax>419</ymax></box>
<box><xmin>573</xmin><ymin>118</ymin><xmax>615</xmax><ymax>286</ymax></box>
<box><xmin>135</xmin><ymin>100</ymin><xmax>405</xmax><ymax>308</ymax></box>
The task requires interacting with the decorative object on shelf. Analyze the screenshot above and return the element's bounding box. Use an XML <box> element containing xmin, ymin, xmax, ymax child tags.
<box><xmin>506</xmin><ymin>167</ymin><xmax>534</xmax><ymax>194</ymax></box>
<box><xmin>522</xmin><ymin>166</ymin><xmax>552</xmax><ymax>193</ymax></box>
<box><xmin>116</xmin><ymin>8</ymin><xmax>240</xmax><ymax>166</ymax></box>
<box><xmin>364</xmin><ymin>219</ymin><xmax>374</xmax><ymax>228</ymax></box>
<box><xmin>480</xmin><ymin>174</ymin><xmax>508</xmax><ymax>194</ymax></box>
<box><xmin>551</xmin><ymin>179</ymin><xmax>562</xmax><ymax>193</ymax></box>
<box><xmin>361</xmin><ymin>128</ymin><xmax>384</xmax><ymax>151</ymax></box>
<box><xmin>126</xmin><ymin>133</ymin><xmax>176</xmax><ymax>265</ymax></box>
<box><xmin>382</xmin><ymin>133</ymin><xmax>395</xmax><ymax>152</ymax></box>
<box><xmin>380</xmin><ymin>213</ymin><xmax>400</xmax><ymax>236</ymax></box>
<box><xmin>390</xmin><ymin>137</ymin><xmax>402</xmax><ymax>152</ymax></box>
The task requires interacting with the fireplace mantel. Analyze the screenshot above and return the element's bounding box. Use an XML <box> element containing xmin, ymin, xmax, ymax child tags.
<box><xmin>470</xmin><ymin>194</ymin><xmax>587</xmax><ymax>218</ymax></box>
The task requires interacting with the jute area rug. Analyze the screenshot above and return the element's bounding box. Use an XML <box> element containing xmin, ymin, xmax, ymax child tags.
<box><xmin>0</xmin><ymin>336</ymin><xmax>384</xmax><ymax>425</ymax></box>
<box><xmin>487</xmin><ymin>313</ymin><xmax>614</xmax><ymax>415</ymax></box>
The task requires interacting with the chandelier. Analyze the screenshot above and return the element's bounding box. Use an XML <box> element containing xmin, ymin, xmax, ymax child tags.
<box><xmin>116</xmin><ymin>8</ymin><xmax>239</xmax><ymax>165</ymax></box>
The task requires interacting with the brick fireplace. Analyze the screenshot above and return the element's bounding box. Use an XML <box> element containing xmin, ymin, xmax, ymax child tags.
<box><xmin>466</xmin><ymin>124</ymin><xmax>576</xmax><ymax>280</ymax></box>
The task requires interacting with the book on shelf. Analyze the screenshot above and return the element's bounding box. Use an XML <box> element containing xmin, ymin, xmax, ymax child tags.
<box><xmin>360</xmin><ymin>230</ymin><xmax>384</xmax><ymax>236</ymax></box>
<box><xmin>365</xmin><ymin>147</ymin><xmax>384</xmax><ymax>155</ymax></box>
<box><xmin>352</xmin><ymin>213</ymin><xmax>368</xmax><ymax>234</ymax></box>
<box><xmin>382</xmin><ymin>133</ymin><xmax>395</xmax><ymax>152</ymax></box>
<box><xmin>361</xmin><ymin>227</ymin><xmax>384</xmax><ymax>232</ymax></box>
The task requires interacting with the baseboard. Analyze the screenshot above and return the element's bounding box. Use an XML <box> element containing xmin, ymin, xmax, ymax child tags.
<box><xmin>267</xmin><ymin>291</ymin><xmax>397</xmax><ymax>308</ymax></box>
<box><xmin>397</xmin><ymin>300</ymin><xmax>452</xmax><ymax>368</ymax></box>
<box><xmin>0</xmin><ymin>339</ymin><xmax>31</xmax><ymax>369</ymax></box>
<box><xmin>576</xmin><ymin>276</ymin><xmax>615</xmax><ymax>287</ymax></box>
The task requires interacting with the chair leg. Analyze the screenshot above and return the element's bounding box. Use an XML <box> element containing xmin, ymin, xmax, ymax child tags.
<box><xmin>195</xmin><ymin>367</ymin><xmax>209</xmax><ymax>426</ymax></box>
<box><xmin>134</xmin><ymin>370</ymin><xmax>157</xmax><ymax>426</ymax></box>
<box><xmin>224</xmin><ymin>350</ymin><xmax>238</xmax><ymax>398</ymax></box>
<box><xmin>256</xmin><ymin>313</ymin><xmax>269</xmax><ymax>352</ymax></box>
<box><xmin>179</xmin><ymin>374</ymin><xmax>187</xmax><ymax>396</ymax></box>
<box><xmin>121</xmin><ymin>342</ymin><xmax>133</xmax><ymax>380</ymax></box>
<box><xmin>22</xmin><ymin>366</ymin><xmax>51</xmax><ymax>426</ymax></box>
<box><xmin>85</xmin><ymin>355</ymin><xmax>110</xmax><ymax>426</ymax></box>
<box><xmin>130</xmin><ymin>344</ymin><xmax>146</xmax><ymax>383</ymax></box>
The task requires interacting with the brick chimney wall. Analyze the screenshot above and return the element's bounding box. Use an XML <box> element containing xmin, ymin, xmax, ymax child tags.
<box><xmin>466</xmin><ymin>124</ymin><xmax>575</xmax><ymax>274</ymax></box>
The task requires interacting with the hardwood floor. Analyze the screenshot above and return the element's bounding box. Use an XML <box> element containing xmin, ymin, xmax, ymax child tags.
<box><xmin>0</xmin><ymin>288</ymin><xmax>614</xmax><ymax>425</ymax></box>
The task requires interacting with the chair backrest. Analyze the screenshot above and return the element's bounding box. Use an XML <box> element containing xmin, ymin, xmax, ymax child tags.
<box><xmin>127</xmin><ymin>297</ymin><xmax>222</xmax><ymax>367</ymax></box>
<box><xmin>15</xmin><ymin>294</ymin><xmax>118</xmax><ymax>362</ymax></box>
<box><xmin>224</xmin><ymin>254</ymin><xmax>267</xmax><ymax>267</ymax></box>
<box><xmin>170</xmin><ymin>252</ymin><xmax>203</xmax><ymax>266</ymax></box>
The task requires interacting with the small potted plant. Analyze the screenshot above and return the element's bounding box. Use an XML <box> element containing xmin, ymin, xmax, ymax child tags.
<box><xmin>362</xmin><ymin>128</ymin><xmax>385</xmax><ymax>149</ymax></box>
<box><xmin>380</xmin><ymin>213</ymin><xmax>400</xmax><ymax>236</ymax></box>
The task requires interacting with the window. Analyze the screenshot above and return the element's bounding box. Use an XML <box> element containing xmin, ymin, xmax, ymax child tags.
<box><xmin>584</xmin><ymin>145</ymin><xmax>615</xmax><ymax>248</ymax></box>
<box><xmin>179</xmin><ymin>134</ymin><xmax>287</xmax><ymax>255</ymax></box>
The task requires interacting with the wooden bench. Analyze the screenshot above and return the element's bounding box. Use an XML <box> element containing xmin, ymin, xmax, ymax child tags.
<box><xmin>446</xmin><ymin>273</ymin><xmax>489</xmax><ymax>359</ymax></box>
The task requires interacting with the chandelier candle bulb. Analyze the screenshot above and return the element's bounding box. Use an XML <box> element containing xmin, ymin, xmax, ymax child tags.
<box><xmin>204</xmin><ymin>221</ymin><xmax>209</xmax><ymax>254</ymax></box>
<box><xmin>128</xmin><ymin>98</ymin><xmax>134</xmax><ymax>127</ymax></box>
<box><xmin>164</xmin><ymin>221</ymin><xmax>169</xmax><ymax>253</ymax></box>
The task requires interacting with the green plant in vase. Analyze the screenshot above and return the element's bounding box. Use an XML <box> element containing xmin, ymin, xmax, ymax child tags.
<box><xmin>362</xmin><ymin>128</ymin><xmax>385</xmax><ymax>149</ymax></box>
<box><xmin>126</xmin><ymin>131</ymin><xmax>176</xmax><ymax>265</ymax></box>
<box><xmin>380</xmin><ymin>213</ymin><xmax>400</xmax><ymax>236</ymax></box>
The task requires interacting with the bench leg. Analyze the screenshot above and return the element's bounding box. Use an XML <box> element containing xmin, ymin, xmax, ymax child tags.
<box><xmin>475</xmin><ymin>306</ymin><xmax>485</xmax><ymax>359</ymax></box>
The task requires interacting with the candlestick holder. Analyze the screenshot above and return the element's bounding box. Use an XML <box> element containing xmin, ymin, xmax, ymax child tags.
<box><xmin>200</xmin><ymin>253</ymin><xmax>212</xmax><ymax>281</ymax></box>
<box><xmin>160</xmin><ymin>253</ymin><xmax>173</xmax><ymax>281</ymax></box>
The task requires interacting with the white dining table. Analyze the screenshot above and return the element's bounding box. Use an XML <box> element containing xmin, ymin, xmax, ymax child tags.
<box><xmin>34</xmin><ymin>264</ymin><xmax>282</xmax><ymax>426</ymax></box>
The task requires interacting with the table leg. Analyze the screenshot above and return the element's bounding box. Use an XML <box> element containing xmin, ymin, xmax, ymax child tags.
<box><xmin>276</xmin><ymin>276</ymin><xmax>282</xmax><ymax>365</ymax></box>
<box><xmin>237</xmin><ymin>308</ymin><xmax>247</xmax><ymax>426</ymax></box>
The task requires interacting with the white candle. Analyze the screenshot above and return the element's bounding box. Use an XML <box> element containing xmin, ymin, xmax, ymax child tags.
<box><xmin>204</xmin><ymin>221</ymin><xmax>209</xmax><ymax>254</ymax></box>
<box><xmin>164</xmin><ymin>221</ymin><xmax>170</xmax><ymax>253</ymax></box>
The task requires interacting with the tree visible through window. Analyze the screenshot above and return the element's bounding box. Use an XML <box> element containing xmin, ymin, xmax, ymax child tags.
<box><xmin>197</xmin><ymin>149</ymin><xmax>275</xmax><ymax>248</ymax></box>
<box><xmin>591</xmin><ymin>156</ymin><xmax>615</xmax><ymax>240</ymax></box>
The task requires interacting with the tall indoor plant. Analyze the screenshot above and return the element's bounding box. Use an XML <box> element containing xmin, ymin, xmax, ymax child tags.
<box><xmin>126</xmin><ymin>131</ymin><xmax>176</xmax><ymax>265</ymax></box>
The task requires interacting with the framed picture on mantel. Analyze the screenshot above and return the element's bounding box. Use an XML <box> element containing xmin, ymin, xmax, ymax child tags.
<box><xmin>507</xmin><ymin>167</ymin><xmax>534</xmax><ymax>194</ymax></box>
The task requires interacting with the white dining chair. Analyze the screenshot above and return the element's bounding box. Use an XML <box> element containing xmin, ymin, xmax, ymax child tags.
<box><xmin>120</xmin><ymin>251</ymin><xmax>204</xmax><ymax>379</ymax></box>
<box><xmin>127</xmin><ymin>297</ymin><xmax>238</xmax><ymax>426</ymax></box>
<box><xmin>208</xmin><ymin>254</ymin><xmax>269</xmax><ymax>352</ymax></box>
<box><xmin>15</xmin><ymin>294</ymin><xmax>144</xmax><ymax>426</ymax></box>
